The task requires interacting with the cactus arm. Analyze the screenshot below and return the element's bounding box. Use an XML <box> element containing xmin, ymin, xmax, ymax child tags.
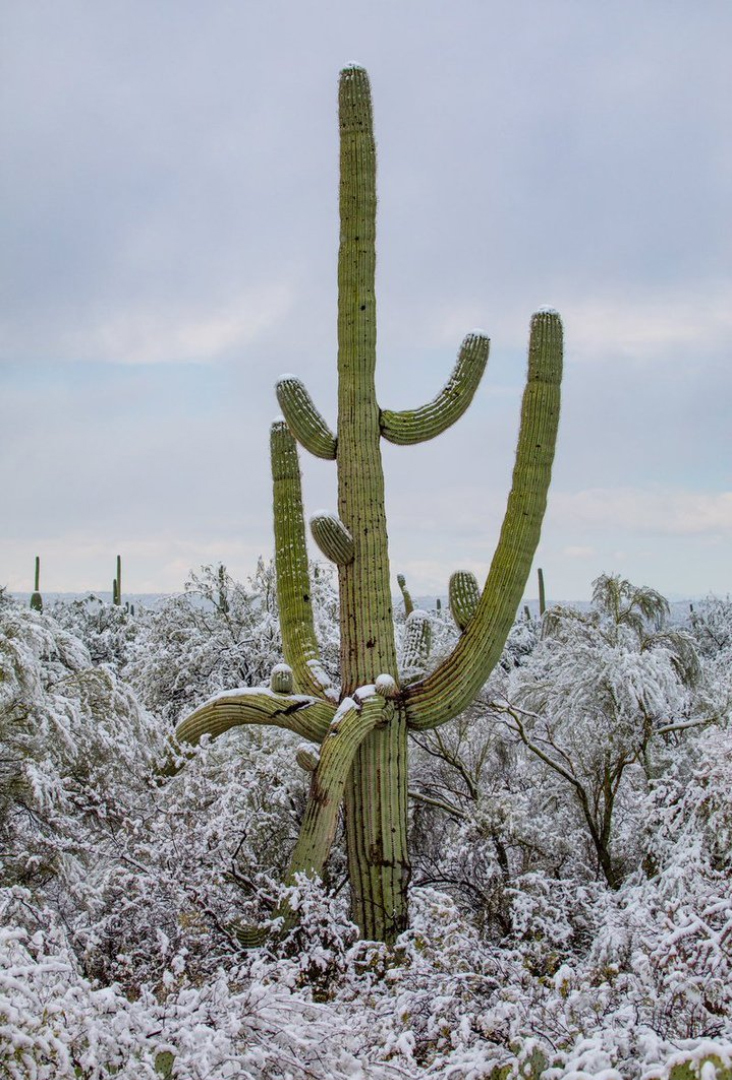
<box><xmin>397</xmin><ymin>573</ymin><xmax>414</xmax><ymax>617</ymax></box>
<box><xmin>399</xmin><ymin>609</ymin><xmax>432</xmax><ymax>685</ymax></box>
<box><xmin>276</xmin><ymin>376</ymin><xmax>337</xmax><ymax>460</ymax></box>
<box><xmin>449</xmin><ymin>570</ymin><xmax>480</xmax><ymax>631</ymax></box>
<box><xmin>403</xmin><ymin>310</ymin><xmax>563</xmax><ymax>731</ymax></box>
<box><xmin>380</xmin><ymin>332</ymin><xmax>489</xmax><ymax>445</ymax></box>
<box><xmin>286</xmin><ymin>692</ymin><xmax>388</xmax><ymax>881</ymax></box>
<box><xmin>175</xmin><ymin>687</ymin><xmax>335</xmax><ymax>746</ymax></box>
<box><xmin>309</xmin><ymin>512</ymin><xmax>355</xmax><ymax>565</ymax></box>
<box><xmin>271</xmin><ymin>420</ymin><xmax>337</xmax><ymax>701</ymax></box>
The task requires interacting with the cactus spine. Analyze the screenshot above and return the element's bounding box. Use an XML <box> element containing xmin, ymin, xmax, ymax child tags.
<box><xmin>30</xmin><ymin>556</ymin><xmax>43</xmax><ymax>612</ymax></box>
<box><xmin>176</xmin><ymin>67</ymin><xmax>563</xmax><ymax>944</ymax></box>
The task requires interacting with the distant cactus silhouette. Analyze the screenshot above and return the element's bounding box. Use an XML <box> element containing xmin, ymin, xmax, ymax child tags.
<box><xmin>176</xmin><ymin>67</ymin><xmax>562</xmax><ymax>943</ymax></box>
<box><xmin>113</xmin><ymin>555</ymin><xmax>122</xmax><ymax>607</ymax></box>
<box><xmin>30</xmin><ymin>556</ymin><xmax>43</xmax><ymax>612</ymax></box>
<box><xmin>397</xmin><ymin>573</ymin><xmax>414</xmax><ymax>617</ymax></box>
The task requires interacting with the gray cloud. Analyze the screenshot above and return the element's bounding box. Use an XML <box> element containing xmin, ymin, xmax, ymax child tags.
<box><xmin>2</xmin><ymin>0</ymin><xmax>730</xmax><ymax>599</ymax></box>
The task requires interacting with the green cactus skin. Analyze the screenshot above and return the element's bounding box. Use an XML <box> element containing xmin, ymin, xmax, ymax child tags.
<box><xmin>449</xmin><ymin>570</ymin><xmax>480</xmax><ymax>631</ymax></box>
<box><xmin>112</xmin><ymin>579</ymin><xmax>118</xmax><ymax>605</ymax></box>
<box><xmin>397</xmin><ymin>573</ymin><xmax>414</xmax><ymax>617</ymax></box>
<box><xmin>309</xmin><ymin>512</ymin><xmax>355</xmax><ymax>565</ymax></box>
<box><xmin>538</xmin><ymin>566</ymin><xmax>546</xmax><ymax>615</ymax></box>
<box><xmin>176</xmin><ymin>68</ymin><xmax>562</xmax><ymax>944</ymax></box>
<box><xmin>276</xmin><ymin>377</ymin><xmax>337</xmax><ymax>459</ymax></box>
<box><xmin>30</xmin><ymin>556</ymin><xmax>43</xmax><ymax>613</ymax></box>
<box><xmin>381</xmin><ymin>332</ymin><xmax>490</xmax><ymax>445</ymax></box>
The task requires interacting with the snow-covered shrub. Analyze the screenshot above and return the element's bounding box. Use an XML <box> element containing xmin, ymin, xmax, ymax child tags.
<box><xmin>0</xmin><ymin>601</ymin><xmax>160</xmax><ymax>893</ymax></box>
<box><xmin>127</xmin><ymin>560</ymin><xmax>340</xmax><ymax>728</ymax></box>
<box><xmin>49</xmin><ymin>593</ymin><xmax>140</xmax><ymax>673</ymax></box>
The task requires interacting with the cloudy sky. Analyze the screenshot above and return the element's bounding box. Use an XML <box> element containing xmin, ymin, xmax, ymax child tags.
<box><xmin>2</xmin><ymin>0</ymin><xmax>730</xmax><ymax>601</ymax></box>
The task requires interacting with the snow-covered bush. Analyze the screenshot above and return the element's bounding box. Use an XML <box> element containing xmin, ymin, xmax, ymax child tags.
<box><xmin>127</xmin><ymin>560</ymin><xmax>340</xmax><ymax>728</ymax></box>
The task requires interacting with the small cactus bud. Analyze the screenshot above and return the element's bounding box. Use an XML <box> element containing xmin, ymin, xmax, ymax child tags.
<box><xmin>270</xmin><ymin>664</ymin><xmax>294</xmax><ymax>694</ymax></box>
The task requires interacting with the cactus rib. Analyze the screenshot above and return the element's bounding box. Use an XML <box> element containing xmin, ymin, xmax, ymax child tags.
<box><xmin>403</xmin><ymin>310</ymin><xmax>563</xmax><ymax>731</ymax></box>
<box><xmin>276</xmin><ymin>376</ymin><xmax>337</xmax><ymax>459</ymax></box>
<box><xmin>380</xmin><ymin>332</ymin><xmax>489</xmax><ymax>445</ymax></box>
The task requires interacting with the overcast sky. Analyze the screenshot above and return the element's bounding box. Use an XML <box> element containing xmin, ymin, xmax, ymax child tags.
<box><xmin>2</xmin><ymin>0</ymin><xmax>730</xmax><ymax>602</ymax></box>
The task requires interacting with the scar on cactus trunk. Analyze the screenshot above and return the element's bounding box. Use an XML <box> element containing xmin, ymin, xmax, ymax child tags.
<box><xmin>175</xmin><ymin>66</ymin><xmax>563</xmax><ymax>945</ymax></box>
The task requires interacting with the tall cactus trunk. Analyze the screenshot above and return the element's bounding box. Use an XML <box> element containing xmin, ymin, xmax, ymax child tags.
<box><xmin>337</xmin><ymin>68</ymin><xmax>409</xmax><ymax>941</ymax></box>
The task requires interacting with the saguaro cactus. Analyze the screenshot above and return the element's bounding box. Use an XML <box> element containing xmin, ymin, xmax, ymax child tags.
<box><xmin>30</xmin><ymin>556</ymin><xmax>43</xmax><ymax>612</ymax></box>
<box><xmin>538</xmin><ymin>566</ymin><xmax>546</xmax><ymax>616</ymax></box>
<box><xmin>113</xmin><ymin>555</ymin><xmax>122</xmax><ymax>607</ymax></box>
<box><xmin>176</xmin><ymin>66</ymin><xmax>563</xmax><ymax>944</ymax></box>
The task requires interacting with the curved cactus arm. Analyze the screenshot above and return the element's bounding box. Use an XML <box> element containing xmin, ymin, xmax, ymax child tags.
<box><xmin>397</xmin><ymin>573</ymin><xmax>414</xmax><ymax>617</ymax></box>
<box><xmin>403</xmin><ymin>309</ymin><xmax>562</xmax><ymax>731</ymax></box>
<box><xmin>276</xmin><ymin>376</ymin><xmax>337</xmax><ymax>460</ymax></box>
<box><xmin>286</xmin><ymin>692</ymin><xmax>389</xmax><ymax>882</ymax></box>
<box><xmin>380</xmin><ymin>332</ymin><xmax>489</xmax><ymax>445</ymax></box>
<box><xmin>449</xmin><ymin>570</ymin><xmax>480</xmax><ymax>631</ymax></box>
<box><xmin>271</xmin><ymin>420</ymin><xmax>337</xmax><ymax>701</ymax></box>
<box><xmin>399</xmin><ymin>609</ymin><xmax>432</xmax><ymax>685</ymax></box>
<box><xmin>175</xmin><ymin>687</ymin><xmax>336</xmax><ymax>747</ymax></box>
<box><xmin>310</xmin><ymin>511</ymin><xmax>355</xmax><ymax>565</ymax></box>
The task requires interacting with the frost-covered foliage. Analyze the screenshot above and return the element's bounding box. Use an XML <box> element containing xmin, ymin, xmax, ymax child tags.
<box><xmin>127</xmin><ymin>560</ymin><xmax>340</xmax><ymax>727</ymax></box>
<box><xmin>49</xmin><ymin>593</ymin><xmax>140</xmax><ymax>670</ymax></box>
<box><xmin>2</xmin><ymin>572</ymin><xmax>731</xmax><ymax>1078</ymax></box>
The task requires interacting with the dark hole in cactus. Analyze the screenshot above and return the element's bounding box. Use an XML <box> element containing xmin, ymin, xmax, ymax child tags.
<box><xmin>366</xmin><ymin>638</ymin><xmax>376</xmax><ymax>649</ymax></box>
<box><xmin>303</xmin><ymin>593</ymin><xmax>310</xmax><ymax>603</ymax></box>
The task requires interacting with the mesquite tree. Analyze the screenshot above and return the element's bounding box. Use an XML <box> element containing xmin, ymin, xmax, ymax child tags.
<box><xmin>175</xmin><ymin>66</ymin><xmax>563</xmax><ymax>944</ymax></box>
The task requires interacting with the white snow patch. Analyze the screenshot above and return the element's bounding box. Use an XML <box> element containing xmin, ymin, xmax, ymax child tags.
<box><xmin>375</xmin><ymin>674</ymin><xmax>397</xmax><ymax>697</ymax></box>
